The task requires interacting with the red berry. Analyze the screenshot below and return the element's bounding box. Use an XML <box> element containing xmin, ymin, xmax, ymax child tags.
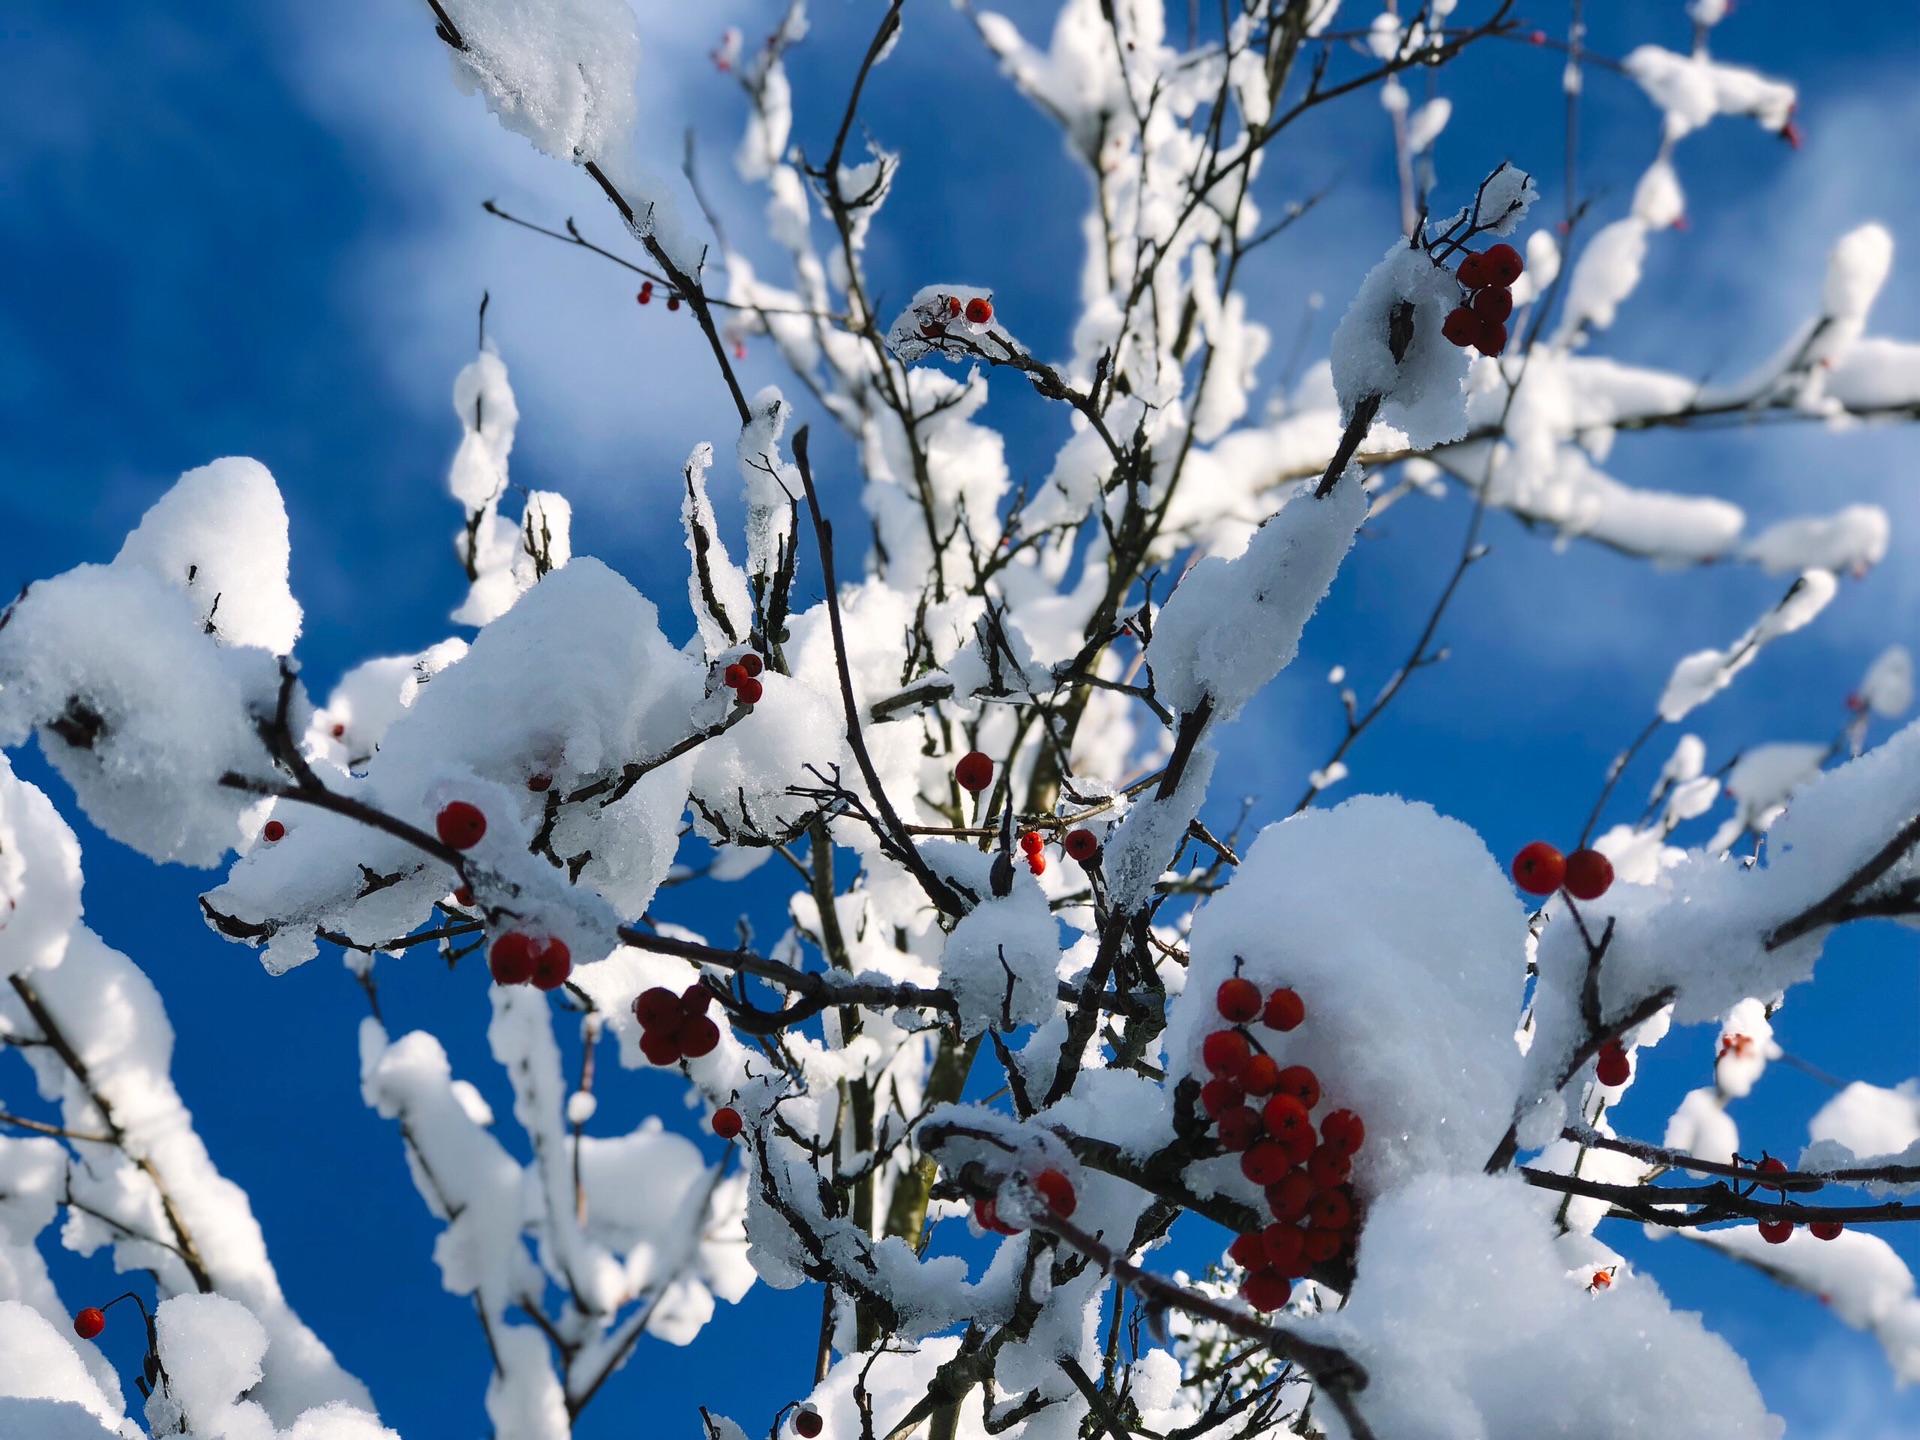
<box><xmin>1471</xmin><ymin>286</ymin><xmax>1514</xmax><ymax>323</ymax></box>
<box><xmin>1202</xmin><ymin>1029</ymin><xmax>1253</xmax><ymax>1078</ymax></box>
<box><xmin>639</xmin><ymin>1029</ymin><xmax>683</xmax><ymax>1066</ymax></box>
<box><xmin>1028</xmin><ymin>853</ymin><xmax>1046</xmax><ymax>877</ymax></box>
<box><xmin>1511</xmin><ymin>841</ymin><xmax>1565</xmax><ymax>895</ymax></box>
<box><xmin>1019</xmin><ymin>831</ymin><xmax>1043</xmax><ymax>855</ymax></box>
<box><xmin>531</xmin><ymin>938</ymin><xmax>572</xmax><ymax>991</ymax></box>
<box><xmin>1266</xmin><ymin>1170</ymin><xmax>1315</xmax><ymax>1221</ymax></box>
<box><xmin>263</xmin><ymin>820</ymin><xmax>286</xmax><ymax>842</ymax></box>
<box><xmin>1320</xmin><ymin>1109</ymin><xmax>1366</xmax><ymax>1155</ymax></box>
<box><xmin>954</xmin><ymin>751</ymin><xmax>994</xmax><ymax>793</ymax></box>
<box><xmin>1064</xmin><ymin>828</ymin><xmax>1100</xmax><ymax>862</ymax></box>
<box><xmin>1596</xmin><ymin>1041</ymin><xmax>1631</xmax><ymax>1088</ymax></box>
<box><xmin>1482</xmin><ymin>243</ymin><xmax>1524</xmax><ymax>286</ymax></box>
<box><xmin>490</xmin><ymin>933</ymin><xmax>538</xmax><ymax>987</ymax></box>
<box><xmin>740</xmin><ymin>653</ymin><xmax>763</xmax><ymax>677</ymax></box>
<box><xmin>527</xmin><ymin>772</ymin><xmax>553</xmax><ymax>792</ymax></box>
<box><xmin>436</xmin><ymin>801</ymin><xmax>487</xmax><ymax>850</ymax></box>
<box><xmin>454</xmin><ymin>885</ymin><xmax>475</xmax><ymax>907</ymax></box>
<box><xmin>735</xmin><ymin>676</ymin><xmax>764</xmax><ymax>705</ymax></box>
<box><xmin>1278</xmin><ymin>1126</ymin><xmax>1317</xmax><ymax>1167</ymax></box>
<box><xmin>1261</xmin><ymin>1094</ymin><xmax>1311</xmax><ymax>1144</ymax></box>
<box><xmin>681</xmin><ymin>984</ymin><xmax>713</xmax><ymax>1015</ymax></box>
<box><xmin>1475</xmin><ymin>319</ymin><xmax>1509</xmax><ymax>356</ymax></box>
<box><xmin>1308</xmin><ymin>1189</ymin><xmax>1353</xmax><ymax>1231</ymax></box>
<box><xmin>1228</xmin><ymin>1232</ymin><xmax>1267</xmax><ymax>1269</ymax></box>
<box><xmin>1240</xmin><ymin>1054</ymin><xmax>1281</xmax><ymax>1096</ymax></box>
<box><xmin>1758</xmin><ymin>1219</ymin><xmax>1793</xmax><ymax>1245</ymax></box>
<box><xmin>1241</xmin><ymin>1269</ymin><xmax>1293</xmax><ymax>1313</ymax></box>
<box><xmin>73</xmin><ymin>1307</ymin><xmax>105</xmax><ymax>1340</ymax></box>
<box><xmin>1262</xmin><ymin>1221</ymin><xmax>1307</xmax><ymax>1271</ymax></box>
<box><xmin>724</xmin><ymin>664</ymin><xmax>748</xmax><ymax>688</ymax></box>
<box><xmin>1303</xmin><ymin>1227</ymin><xmax>1344</xmax><ymax>1262</ymax></box>
<box><xmin>712</xmin><ymin>1106</ymin><xmax>744</xmax><ymax>1140</ymax></box>
<box><xmin>1275</xmin><ymin>1065</ymin><xmax>1321</xmax><ymax>1109</ymax></box>
<box><xmin>1218</xmin><ymin>1106</ymin><xmax>1263</xmax><ymax>1152</ymax></box>
<box><xmin>679</xmin><ymin>1014</ymin><xmax>722</xmax><ymax>1058</ymax></box>
<box><xmin>1261</xmin><ymin>988</ymin><xmax>1305</xmax><ymax>1032</ymax></box>
<box><xmin>1241</xmin><ymin>1141</ymin><xmax>1292</xmax><ymax>1186</ymax></box>
<box><xmin>1811</xmin><ymin>1220</ymin><xmax>1844</xmax><ymax>1241</ymax></box>
<box><xmin>634</xmin><ymin>986</ymin><xmax>683</xmax><ymax>1031</ymax></box>
<box><xmin>1307</xmin><ymin>1144</ymin><xmax>1352</xmax><ymax>1188</ymax></box>
<box><xmin>946</xmin><ymin>295</ymin><xmax>963</xmax><ymax>317</ymax></box>
<box><xmin>974</xmin><ymin>1197</ymin><xmax>1018</xmax><ymax>1235</ymax></box>
<box><xmin>1755</xmin><ymin>1156</ymin><xmax>1788</xmax><ymax>1192</ymax></box>
<box><xmin>1216</xmin><ymin>977</ymin><xmax>1263</xmax><ymax>1024</ymax></box>
<box><xmin>667</xmin><ymin>295</ymin><xmax>682</xmax><ymax>311</ymax></box>
<box><xmin>1457</xmin><ymin>252</ymin><xmax>1492</xmax><ymax>288</ymax></box>
<box><xmin>794</xmin><ymin>1407</ymin><xmax>825</xmax><ymax>1438</ymax></box>
<box><xmin>1034</xmin><ymin>1168</ymin><xmax>1077</xmax><ymax>1217</ymax></box>
<box><xmin>965</xmin><ymin>297</ymin><xmax>993</xmax><ymax>325</ymax></box>
<box><xmin>1199</xmin><ymin>1078</ymin><xmax>1244</xmax><ymax>1120</ymax></box>
<box><xmin>638</xmin><ymin>282</ymin><xmax>653</xmax><ymax>304</ymax></box>
<box><xmin>1442</xmin><ymin>306</ymin><xmax>1480</xmax><ymax>348</ymax></box>
<box><xmin>1564</xmin><ymin>848</ymin><xmax>1614</xmax><ymax>901</ymax></box>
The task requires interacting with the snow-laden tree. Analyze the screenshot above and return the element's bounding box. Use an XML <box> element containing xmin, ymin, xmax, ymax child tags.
<box><xmin>3</xmin><ymin>2</ymin><xmax>1918</xmax><ymax>1436</ymax></box>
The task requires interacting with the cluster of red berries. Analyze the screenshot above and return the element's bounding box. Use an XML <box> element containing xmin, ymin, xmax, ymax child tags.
<box><xmin>973</xmin><ymin>1167</ymin><xmax>1077</xmax><ymax>1235</ymax></box>
<box><xmin>1510</xmin><ymin>840</ymin><xmax>1614</xmax><ymax>901</ymax></box>
<box><xmin>1750</xmin><ymin>1156</ymin><xmax>1845</xmax><ymax>1244</ymax></box>
<box><xmin>722</xmin><ymin>651</ymin><xmax>765</xmax><ymax>706</ymax></box>
<box><xmin>1442</xmin><ymin>243</ymin><xmax>1524</xmax><ymax>357</ymax></box>
<box><xmin>636</xmin><ymin>280</ymin><xmax>683</xmax><ymax>311</ymax></box>
<box><xmin>633</xmin><ymin>983</ymin><xmax>723</xmax><ymax>1065</ymax></box>
<box><xmin>489</xmin><ymin>932</ymin><xmax>573</xmax><ymax>990</ymax></box>
<box><xmin>1200</xmin><ymin>975</ymin><xmax>1366</xmax><ymax>1312</ymax></box>
<box><xmin>1016</xmin><ymin>827</ymin><xmax>1101</xmax><ymax>874</ymax></box>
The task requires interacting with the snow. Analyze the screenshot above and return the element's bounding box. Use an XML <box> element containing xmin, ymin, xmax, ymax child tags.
<box><xmin>1808</xmin><ymin>1081</ymin><xmax>1920</xmax><ymax>1161</ymax></box>
<box><xmin>1665</xmin><ymin>1087</ymin><xmax>1739</xmax><ymax>1166</ymax></box>
<box><xmin>1329</xmin><ymin>240</ymin><xmax>1470</xmax><ymax>448</ymax></box>
<box><xmin>437</xmin><ymin>0</ymin><xmax>638</xmax><ymax>169</ymax></box>
<box><xmin>939</xmin><ymin>881</ymin><xmax>1061</xmax><ymax>1037</ymax></box>
<box><xmin>1623</xmin><ymin>45</ymin><xmax>1795</xmax><ymax>140</ymax></box>
<box><xmin>0</xmin><ymin>1302</ymin><xmax>128</xmax><ymax>1436</ymax></box>
<box><xmin>1860</xmin><ymin>646</ymin><xmax>1915</xmax><ymax>718</ymax></box>
<box><xmin>1657</xmin><ymin>570</ymin><xmax>1838</xmax><ymax>722</ymax></box>
<box><xmin>1740</xmin><ymin>505</ymin><xmax>1887</xmax><ymax>575</ymax></box>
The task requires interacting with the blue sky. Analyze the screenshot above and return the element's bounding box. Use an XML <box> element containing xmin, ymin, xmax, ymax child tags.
<box><xmin>1</xmin><ymin>1</ymin><xmax>1916</xmax><ymax>1435</ymax></box>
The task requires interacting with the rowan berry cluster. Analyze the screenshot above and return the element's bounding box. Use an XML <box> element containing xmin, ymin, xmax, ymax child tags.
<box><xmin>489</xmin><ymin>931</ymin><xmax>573</xmax><ymax>990</ymax></box>
<box><xmin>973</xmin><ymin>1167</ymin><xmax>1077</xmax><ymax>1236</ymax></box>
<box><xmin>1442</xmin><ymin>242</ymin><xmax>1524</xmax><ymax>357</ymax></box>
<box><xmin>1200</xmin><ymin>974</ymin><xmax>1366</xmax><ymax>1312</ymax></box>
<box><xmin>1510</xmin><ymin>840</ymin><xmax>1614</xmax><ymax>901</ymax></box>
<box><xmin>632</xmin><ymin>983</ymin><xmax>723</xmax><ymax>1065</ymax></box>
<box><xmin>722</xmin><ymin>651</ymin><xmax>764</xmax><ymax>706</ymax></box>
<box><xmin>1749</xmin><ymin>1155</ymin><xmax>1845</xmax><ymax>1244</ymax></box>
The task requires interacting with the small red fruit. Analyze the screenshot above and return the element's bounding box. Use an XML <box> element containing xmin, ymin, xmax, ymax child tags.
<box><xmin>681</xmin><ymin>984</ymin><xmax>713</xmax><ymax>1015</ymax></box>
<box><xmin>965</xmin><ymin>297</ymin><xmax>993</xmax><ymax>325</ymax></box>
<box><xmin>1218</xmin><ymin>1106</ymin><xmax>1264</xmax><ymax>1152</ymax></box>
<box><xmin>436</xmin><ymin>801</ymin><xmax>487</xmax><ymax>850</ymax></box>
<box><xmin>954</xmin><ymin>751</ymin><xmax>994</xmax><ymax>793</ymax></box>
<box><xmin>1810</xmin><ymin>1220</ymin><xmax>1844</xmax><ymax>1241</ymax></box>
<box><xmin>1241</xmin><ymin>1269</ymin><xmax>1293</xmax><ymax>1312</ymax></box>
<box><xmin>667</xmin><ymin>294</ymin><xmax>682</xmax><ymax>311</ymax></box>
<box><xmin>1275</xmin><ymin>1065</ymin><xmax>1321</xmax><ymax>1109</ymax></box>
<box><xmin>1262</xmin><ymin>1221</ymin><xmax>1306</xmax><ymax>1271</ymax></box>
<box><xmin>1034</xmin><ymin>1169</ymin><xmax>1077</xmax><ymax>1217</ymax></box>
<box><xmin>1758</xmin><ymin>1219</ymin><xmax>1794</xmax><ymax>1245</ymax></box>
<box><xmin>638</xmin><ymin>281</ymin><xmax>653</xmax><ymax>304</ymax></box>
<box><xmin>1199</xmin><ymin>1077</ymin><xmax>1244</xmax><ymax>1120</ymax></box>
<box><xmin>1320</xmin><ymin>1109</ymin><xmax>1366</xmax><ymax>1155</ymax></box>
<box><xmin>740</xmin><ymin>653</ymin><xmax>763</xmax><ymax>677</ymax></box>
<box><xmin>639</xmin><ymin>1030</ymin><xmax>683</xmax><ymax>1066</ymax></box>
<box><xmin>331</xmin><ymin>722</ymin><xmax>347</xmax><ymax>739</ymax></box>
<box><xmin>1064</xmin><ymin>828</ymin><xmax>1100</xmax><ymax>862</ymax></box>
<box><xmin>1442</xmin><ymin>306</ymin><xmax>1480</xmax><ymax>348</ymax></box>
<box><xmin>974</xmin><ymin>1197</ymin><xmax>1018</xmax><ymax>1236</ymax></box>
<box><xmin>1241</xmin><ymin>1141</ymin><xmax>1292</xmax><ymax>1186</ymax></box>
<box><xmin>712</xmin><ymin>1106</ymin><xmax>743</xmax><ymax>1140</ymax></box>
<box><xmin>490</xmin><ymin>933</ymin><xmax>538</xmax><ymax>987</ymax></box>
<box><xmin>1595</xmin><ymin>1040</ymin><xmax>1631</xmax><ymax>1088</ymax></box>
<box><xmin>1303</xmin><ymin>1227</ymin><xmax>1344</xmax><ymax>1263</ymax></box>
<box><xmin>263</xmin><ymin>820</ymin><xmax>286</xmax><ymax>842</ymax></box>
<box><xmin>1307</xmin><ymin>1143</ymin><xmax>1352</xmax><ymax>1188</ymax></box>
<box><xmin>1028</xmin><ymin>853</ymin><xmax>1046</xmax><ymax>877</ymax></box>
<box><xmin>531</xmin><ymin>938</ymin><xmax>573</xmax><ymax>991</ymax></box>
<box><xmin>1216</xmin><ymin>977</ymin><xmax>1263</xmax><ymax>1024</ymax></box>
<box><xmin>1202</xmin><ymin>1030</ymin><xmax>1253</xmax><ymax>1078</ymax></box>
<box><xmin>1472</xmin><ymin>286</ymin><xmax>1514</xmax><ymax>323</ymax></box>
<box><xmin>454</xmin><ymin>885</ymin><xmax>475</xmax><ymax>907</ymax></box>
<box><xmin>946</xmin><ymin>295</ymin><xmax>963</xmax><ymax>317</ymax></box>
<box><xmin>1239</xmin><ymin>1054</ymin><xmax>1281</xmax><ymax>1096</ymax></box>
<box><xmin>1267</xmin><ymin>1172</ymin><xmax>1316</xmax><ymax>1222</ymax></box>
<box><xmin>1457</xmin><ymin>252</ymin><xmax>1492</xmax><ymax>289</ymax></box>
<box><xmin>1482</xmin><ymin>243</ymin><xmax>1524</xmax><ymax>286</ymax></box>
<box><xmin>1511</xmin><ymin>841</ymin><xmax>1566</xmax><ymax>895</ymax></box>
<box><xmin>1228</xmin><ymin>1232</ymin><xmax>1267</xmax><ymax>1268</ymax></box>
<box><xmin>1261</xmin><ymin>988</ymin><xmax>1305</xmax><ymax>1032</ymax></box>
<box><xmin>1564</xmin><ymin>848</ymin><xmax>1614</xmax><ymax>901</ymax></box>
<box><xmin>1261</xmin><ymin>1094</ymin><xmax>1311</xmax><ymax>1144</ymax></box>
<box><xmin>794</xmin><ymin>1406</ymin><xmax>825</xmax><ymax>1438</ymax></box>
<box><xmin>1308</xmin><ymin>1189</ymin><xmax>1353</xmax><ymax>1231</ymax></box>
<box><xmin>1755</xmin><ymin>1156</ymin><xmax>1788</xmax><ymax>1192</ymax></box>
<box><xmin>634</xmin><ymin>986</ymin><xmax>683</xmax><ymax>1031</ymax></box>
<box><xmin>1019</xmin><ymin>831</ymin><xmax>1044</xmax><ymax>855</ymax></box>
<box><xmin>73</xmin><ymin>1307</ymin><xmax>105</xmax><ymax>1340</ymax></box>
<box><xmin>678</xmin><ymin>1014</ymin><xmax>722</xmax><ymax>1058</ymax></box>
<box><xmin>1475</xmin><ymin>320</ymin><xmax>1509</xmax><ymax>356</ymax></box>
<box><xmin>735</xmin><ymin>676</ymin><xmax>764</xmax><ymax>705</ymax></box>
<box><xmin>724</xmin><ymin>663</ymin><xmax>748</xmax><ymax>688</ymax></box>
<box><xmin>527</xmin><ymin>772</ymin><xmax>553</xmax><ymax>792</ymax></box>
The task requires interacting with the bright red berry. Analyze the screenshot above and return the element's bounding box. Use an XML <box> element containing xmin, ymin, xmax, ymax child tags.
<box><xmin>1261</xmin><ymin>988</ymin><xmax>1304</xmax><ymax>1032</ymax></box>
<box><xmin>1303</xmin><ymin>1227</ymin><xmax>1344</xmax><ymax>1262</ymax></box>
<box><xmin>1019</xmin><ymin>831</ymin><xmax>1043</xmax><ymax>855</ymax></box>
<box><xmin>1307</xmin><ymin>1144</ymin><xmax>1352</xmax><ymax>1188</ymax></box>
<box><xmin>954</xmin><ymin>751</ymin><xmax>994</xmax><ymax>792</ymax></box>
<box><xmin>1457</xmin><ymin>251</ymin><xmax>1492</xmax><ymax>288</ymax></box>
<box><xmin>634</xmin><ymin>986</ymin><xmax>683</xmax><ymax>1031</ymax></box>
<box><xmin>1811</xmin><ymin>1220</ymin><xmax>1844</xmax><ymax>1241</ymax></box>
<box><xmin>712</xmin><ymin>1106</ymin><xmax>744</xmax><ymax>1140</ymax></box>
<box><xmin>263</xmin><ymin>820</ymin><xmax>286</xmax><ymax>842</ymax></box>
<box><xmin>73</xmin><ymin>1307</ymin><xmax>105</xmax><ymax>1340</ymax></box>
<box><xmin>1755</xmin><ymin>1156</ymin><xmax>1788</xmax><ymax>1192</ymax></box>
<box><xmin>1240</xmin><ymin>1054</ymin><xmax>1281</xmax><ymax>1096</ymax></box>
<box><xmin>965</xmin><ymin>296</ymin><xmax>993</xmax><ymax>325</ymax></box>
<box><xmin>974</xmin><ymin>1197</ymin><xmax>1018</xmax><ymax>1236</ymax></box>
<box><xmin>1241</xmin><ymin>1269</ymin><xmax>1293</xmax><ymax>1312</ymax></box>
<box><xmin>946</xmin><ymin>295</ymin><xmax>963</xmax><ymax>317</ymax></box>
<box><xmin>1241</xmin><ymin>1141</ymin><xmax>1292</xmax><ymax>1186</ymax></box>
<box><xmin>1199</xmin><ymin>1077</ymin><xmax>1244</xmax><ymax>1120</ymax></box>
<box><xmin>1202</xmin><ymin>1030</ymin><xmax>1253</xmax><ymax>1078</ymax></box>
<box><xmin>638</xmin><ymin>281</ymin><xmax>653</xmax><ymax>304</ymax></box>
<box><xmin>1261</xmin><ymin>1094</ymin><xmax>1312</xmax><ymax>1144</ymax></box>
<box><xmin>1320</xmin><ymin>1109</ymin><xmax>1366</xmax><ymax>1155</ymax></box>
<box><xmin>794</xmin><ymin>1407</ymin><xmax>825</xmax><ymax>1438</ymax></box>
<box><xmin>490</xmin><ymin>933</ymin><xmax>538</xmax><ymax>987</ymax></box>
<box><xmin>1471</xmin><ymin>286</ymin><xmax>1514</xmax><ymax>323</ymax></box>
<box><xmin>667</xmin><ymin>295</ymin><xmax>682</xmax><ymax>311</ymax></box>
<box><xmin>1596</xmin><ymin>1041</ymin><xmax>1631</xmax><ymax>1088</ymax></box>
<box><xmin>1758</xmin><ymin>1219</ymin><xmax>1793</xmax><ymax>1245</ymax></box>
<box><xmin>639</xmin><ymin>1029</ymin><xmax>682</xmax><ymax>1066</ymax></box>
<box><xmin>1228</xmin><ymin>1232</ymin><xmax>1267</xmax><ymax>1269</ymax></box>
<box><xmin>1564</xmin><ymin>848</ymin><xmax>1614</xmax><ymax>901</ymax></box>
<box><xmin>1442</xmin><ymin>306</ymin><xmax>1480</xmax><ymax>348</ymax></box>
<box><xmin>531</xmin><ymin>938</ymin><xmax>572</xmax><ymax>991</ymax></box>
<box><xmin>436</xmin><ymin>801</ymin><xmax>487</xmax><ymax>850</ymax></box>
<box><xmin>1511</xmin><ymin>841</ymin><xmax>1566</xmax><ymax>895</ymax></box>
<box><xmin>1028</xmin><ymin>853</ymin><xmax>1046</xmax><ymax>877</ymax></box>
<box><xmin>740</xmin><ymin>653</ymin><xmax>763</xmax><ymax>677</ymax></box>
<box><xmin>1216</xmin><ymin>977</ymin><xmax>1263</xmax><ymax>1024</ymax></box>
<box><xmin>678</xmin><ymin>1014</ymin><xmax>722</xmax><ymax>1058</ymax></box>
<box><xmin>735</xmin><ymin>676</ymin><xmax>764</xmax><ymax>705</ymax></box>
<box><xmin>1267</xmin><ymin>1173</ymin><xmax>1315</xmax><ymax>1223</ymax></box>
<box><xmin>1064</xmin><ymin>828</ymin><xmax>1099</xmax><ymax>862</ymax></box>
<box><xmin>1482</xmin><ymin>243</ymin><xmax>1524</xmax><ymax>286</ymax></box>
<box><xmin>1275</xmin><ymin>1065</ymin><xmax>1321</xmax><ymax>1109</ymax></box>
<box><xmin>1034</xmin><ymin>1169</ymin><xmax>1076</xmax><ymax>1217</ymax></box>
<box><xmin>1308</xmin><ymin>1189</ymin><xmax>1353</xmax><ymax>1231</ymax></box>
<box><xmin>1475</xmin><ymin>319</ymin><xmax>1509</xmax><ymax>356</ymax></box>
<box><xmin>1262</xmin><ymin>1220</ymin><xmax>1307</xmax><ymax>1272</ymax></box>
<box><xmin>724</xmin><ymin>664</ymin><xmax>748</xmax><ymax>688</ymax></box>
<box><xmin>1218</xmin><ymin>1106</ymin><xmax>1264</xmax><ymax>1152</ymax></box>
<box><xmin>681</xmin><ymin>984</ymin><xmax>713</xmax><ymax>1015</ymax></box>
